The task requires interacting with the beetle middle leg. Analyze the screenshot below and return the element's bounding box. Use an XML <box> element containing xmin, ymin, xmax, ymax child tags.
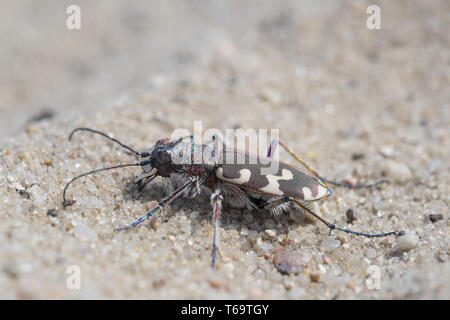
<box><xmin>210</xmin><ymin>189</ymin><xmax>224</xmax><ymax>269</ymax></box>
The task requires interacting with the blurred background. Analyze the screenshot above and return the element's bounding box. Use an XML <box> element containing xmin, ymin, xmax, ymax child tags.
<box><xmin>2</xmin><ymin>0</ymin><xmax>447</xmax><ymax>142</ymax></box>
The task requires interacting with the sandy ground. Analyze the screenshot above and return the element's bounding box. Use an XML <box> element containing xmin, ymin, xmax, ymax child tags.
<box><xmin>0</xmin><ymin>1</ymin><xmax>449</xmax><ymax>299</ymax></box>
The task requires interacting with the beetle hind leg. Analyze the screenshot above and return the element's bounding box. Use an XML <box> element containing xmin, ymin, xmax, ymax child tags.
<box><xmin>263</xmin><ymin>197</ymin><xmax>290</xmax><ymax>216</ymax></box>
<box><xmin>290</xmin><ymin>200</ymin><xmax>321</xmax><ymax>223</ymax></box>
<box><xmin>288</xmin><ymin>197</ymin><xmax>402</xmax><ymax>238</ymax></box>
<box><xmin>273</xmin><ymin>140</ymin><xmax>389</xmax><ymax>189</ymax></box>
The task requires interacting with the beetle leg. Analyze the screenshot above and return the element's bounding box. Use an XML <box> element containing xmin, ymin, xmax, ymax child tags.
<box><xmin>319</xmin><ymin>177</ymin><xmax>389</xmax><ymax>189</ymax></box>
<box><xmin>267</xmin><ymin>139</ymin><xmax>279</xmax><ymax>158</ymax></box>
<box><xmin>136</xmin><ymin>175</ymin><xmax>157</xmax><ymax>192</ymax></box>
<box><xmin>289</xmin><ymin>197</ymin><xmax>402</xmax><ymax>238</ymax></box>
<box><xmin>116</xmin><ymin>178</ymin><xmax>197</xmax><ymax>231</ymax></box>
<box><xmin>276</xmin><ymin>140</ymin><xmax>389</xmax><ymax>189</ymax></box>
<box><xmin>264</xmin><ymin>197</ymin><xmax>291</xmax><ymax>216</ymax></box>
<box><xmin>210</xmin><ymin>189</ymin><xmax>224</xmax><ymax>269</ymax></box>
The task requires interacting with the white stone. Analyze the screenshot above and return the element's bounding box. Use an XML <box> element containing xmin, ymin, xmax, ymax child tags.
<box><xmin>382</xmin><ymin>160</ymin><xmax>412</xmax><ymax>182</ymax></box>
<box><xmin>396</xmin><ymin>233</ymin><xmax>419</xmax><ymax>251</ymax></box>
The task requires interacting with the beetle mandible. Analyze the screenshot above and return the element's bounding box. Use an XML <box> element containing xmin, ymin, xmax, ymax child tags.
<box><xmin>62</xmin><ymin>127</ymin><xmax>402</xmax><ymax>268</ymax></box>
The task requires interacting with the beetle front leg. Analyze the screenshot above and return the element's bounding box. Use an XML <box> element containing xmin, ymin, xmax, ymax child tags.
<box><xmin>117</xmin><ymin>178</ymin><xmax>197</xmax><ymax>231</ymax></box>
<box><xmin>210</xmin><ymin>189</ymin><xmax>223</xmax><ymax>269</ymax></box>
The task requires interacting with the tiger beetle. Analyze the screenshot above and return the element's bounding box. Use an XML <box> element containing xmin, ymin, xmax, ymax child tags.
<box><xmin>62</xmin><ymin>127</ymin><xmax>402</xmax><ymax>268</ymax></box>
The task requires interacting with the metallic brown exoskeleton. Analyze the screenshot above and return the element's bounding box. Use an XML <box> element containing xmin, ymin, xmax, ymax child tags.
<box><xmin>63</xmin><ymin>128</ymin><xmax>402</xmax><ymax>268</ymax></box>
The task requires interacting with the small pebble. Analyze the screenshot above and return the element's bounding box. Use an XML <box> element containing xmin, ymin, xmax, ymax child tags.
<box><xmin>265</xmin><ymin>229</ymin><xmax>276</xmax><ymax>237</ymax></box>
<box><xmin>146</xmin><ymin>201</ymin><xmax>158</xmax><ymax>211</ymax></box>
<box><xmin>282</xmin><ymin>277</ymin><xmax>295</xmax><ymax>291</ymax></box>
<box><xmin>63</xmin><ymin>199</ymin><xmax>75</xmax><ymax>207</ymax></box>
<box><xmin>28</xmin><ymin>109</ymin><xmax>55</xmax><ymax>123</ymax></box>
<box><xmin>152</xmin><ymin>277</ymin><xmax>167</xmax><ymax>288</ymax></box>
<box><xmin>437</xmin><ymin>252</ymin><xmax>448</xmax><ymax>263</ymax></box>
<box><xmin>259</xmin><ymin>88</ymin><xmax>281</xmax><ymax>104</ymax></box>
<box><xmin>344</xmin><ymin>177</ymin><xmax>358</xmax><ymax>186</ymax></box>
<box><xmin>321</xmin><ymin>238</ymin><xmax>341</xmax><ymax>252</ymax></box>
<box><xmin>281</xmin><ymin>238</ymin><xmax>290</xmax><ymax>246</ymax></box>
<box><xmin>338</xmin><ymin>234</ymin><xmax>349</xmax><ymax>244</ymax></box>
<box><xmin>396</xmin><ymin>233</ymin><xmax>419</xmax><ymax>251</ymax></box>
<box><xmin>151</xmin><ymin>219</ymin><xmax>160</xmax><ymax>231</ymax></box>
<box><xmin>249</xmin><ymin>288</ymin><xmax>263</xmax><ymax>299</ymax></box>
<box><xmin>309</xmin><ymin>271</ymin><xmax>321</xmax><ymax>283</ymax></box>
<box><xmin>273</xmin><ymin>248</ymin><xmax>312</xmax><ymax>275</ymax></box>
<box><xmin>323</xmin><ymin>256</ymin><xmax>331</xmax><ymax>265</ymax></box>
<box><xmin>382</xmin><ymin>160</ymin><xmax>412</xmax><ymax>182</ymax></box>
<box><xmin>208</xmin><ymin>277</ymin><xmax>227</xmax><ymax>290</ymax></box>
<box><xmin>429</xmin><ymin>214</ymin><xmax>443</xmax><ymax>223</ymax></box>
<box><xmin>346</xmin><ymin>208</ymin><xmax>357</xmax><ymax>223</ymax></box>
<box><xmin>351</xmin><ymin>153</ymin><xmax>365</xmax><ymax>160</ymax></box>
<box><xmin>47</xmin><ymin>209</ymin><xmax>57</xmax><ymax>217</ymax></box>
<box><xmin>380</xmin><ymin>146</ymin><xmax>395</xmax><ymax>158</ymax></box>
<box><xmin>65</xmin><ymin>222</ymin><xmax>74</xmax><ymax>231</ymax></box>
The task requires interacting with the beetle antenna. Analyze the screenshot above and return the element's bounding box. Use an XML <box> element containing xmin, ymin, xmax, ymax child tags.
<box><xmin>63</xmin><ymin>161</ymin><xmax>149</xmax><ymax>207</ymax></box>
<box><xmin>289</xmin><ymin>197</ymin><xmax>402</xmax><ymax>238</ymax></box>
<box><xmin>69</xmin><ymin>128</ymin><xmax>150</xmax><ymax>157</ymax></box>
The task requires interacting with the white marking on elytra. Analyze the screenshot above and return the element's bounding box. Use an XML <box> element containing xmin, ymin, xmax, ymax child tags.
<box><xmin>302</xmin><ymin>187</ymin><xmax>313</xmax><ymax>200</ymax></box>
<box><xmin>315</xmin><ymin>184</ymin><xmax>328</xmax><ymax>199</ymax></box>
<box><xmin>302</xmin><ymin>185</ymin><xmax>328</xmax><ymax>200</ymax></box>
<box><xmin>217</xmin><ymin>168</ymin><xmax>251</xmax><ymax>184</ymax></box>
<box><xmin>259</xmin><ymin>169</ymin><xmax>294</xmax><ymax>195</ymax></box>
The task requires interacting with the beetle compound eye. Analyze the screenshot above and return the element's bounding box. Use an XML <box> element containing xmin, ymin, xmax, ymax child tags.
<box><xmin>171</xmin><ymin>149</ymin><xmax>185</xmax><ymax>165</ymax></box>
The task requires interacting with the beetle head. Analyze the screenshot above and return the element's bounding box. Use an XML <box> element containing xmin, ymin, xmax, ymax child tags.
<box><xmin>141</xmin><ymin>138</ymin><xmax>173</xmax><ymax>177</ymax></box>
<box><xmin>143</xmin><ymin>138</ymin><xmax>189</xmax><ymax>176</ymax></box>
